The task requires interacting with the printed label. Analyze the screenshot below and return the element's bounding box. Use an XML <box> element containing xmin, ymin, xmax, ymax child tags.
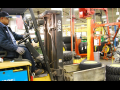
<box><xmin>57</xmin><ymin>20</ymin><xmax>62</xmax><ymax>32</ymax></box>
<box><xmin>59</xmin><ymin>59</ymin><xmax>62</xmax><ymax>63</ymax></box>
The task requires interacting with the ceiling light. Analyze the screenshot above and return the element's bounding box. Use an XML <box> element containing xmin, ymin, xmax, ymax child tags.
<box><xmin>12</xmin><ymin>16</ymin><xmax>17</xmax><ymax>18</ymax></box>
<box><xmin>51</xmin><ymin>8</ymin><xmax>63</xmax><ymax>16</ymax></box>
<box><xmin>25</xmin><ymin>14</ymin><xmax>31</xmax><ymax>17</ymax></box>
<box><xmin>116</xmin><ymin>12</ymin><xmax>119</xmax><ymax>15</ymax></box>
<box><xmin>81</xmin><ymin>25</ymin><xmax>84</xmax><ymax>26</ymax></box>
<box><xmin>74</xmin><ymin>8</ymin><xmax>79</xmax><ymax>11</ymax></box>
<box><xmin>51</xmin><ymin>8</ymin><xmax>62</xmax><ymax>11</ymax></box>
<box><xmin>116</xmin><ymin>8</ymin><xmax>119</xmax><ymax>15</ymax></box>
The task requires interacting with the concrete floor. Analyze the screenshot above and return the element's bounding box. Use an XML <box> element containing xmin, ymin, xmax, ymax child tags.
<box><xmin>99</xmin><ymin>56</ymin><xmax>120</xmax><ymax>65</ymax></box>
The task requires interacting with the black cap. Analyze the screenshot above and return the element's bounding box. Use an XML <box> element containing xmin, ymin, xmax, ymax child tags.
<box><xmin>0</xmin><ymin>11</ymin><xmax>12</xmax><ymax>18</ymax></box>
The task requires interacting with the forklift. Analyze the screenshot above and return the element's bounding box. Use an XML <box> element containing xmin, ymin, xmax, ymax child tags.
<box><xmin>0</xmin><ymin>8</ymin><xmax>64</xmax><ymax>81</ymax></box>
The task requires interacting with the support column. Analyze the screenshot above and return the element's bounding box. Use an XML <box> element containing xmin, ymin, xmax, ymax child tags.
<box><xmin>70</xmin><ymin>8</ymin><xmax>75</xmax><ymax>51</ymax></box>
<box><xmin>90</xmin><ymin>19</ymin><xmax>94</xmax><ymax>61</ymax></box>
<box><xmin>87</xmin><ymin>17</ymin><xmax>91</xmax><ymax>60</ymax></box>
<box><xmin>87</xmin><ymin>17</ymin><xmax>94</xmax><ymax>61</ymax></box>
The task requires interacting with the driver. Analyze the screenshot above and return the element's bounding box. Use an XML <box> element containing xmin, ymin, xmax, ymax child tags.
<box><xmin>0</xmin><ymin>11</ymin><xmax>44</xmax><ymax>75</ymax></box>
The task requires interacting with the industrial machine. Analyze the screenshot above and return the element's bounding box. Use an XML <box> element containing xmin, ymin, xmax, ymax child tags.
<box><xmin>79</xmin><ymin>8</ymin><xmax>120</xmax><ymax>60</ymax></box>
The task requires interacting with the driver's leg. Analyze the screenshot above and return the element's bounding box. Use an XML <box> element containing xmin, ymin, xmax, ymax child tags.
<box><xmin>16</xmin><ymin>46</ymin><xmax>36</xmax><ymax>72</ymax></box>
<box><xmin>17</xmin><ymin>46</ymin><xmax>44</xmax><ymax>74</ymax></box>
<box><xmin>22</xmin><ymin>47</ymin><xmax>36</xmax><ymax>72</ymax></box>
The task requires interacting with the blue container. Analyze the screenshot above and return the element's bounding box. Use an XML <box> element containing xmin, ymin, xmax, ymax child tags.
<box><xmin>0</xmin><ymin>70</ymin><xmax>28</xmax><ymax>81</ymax></box>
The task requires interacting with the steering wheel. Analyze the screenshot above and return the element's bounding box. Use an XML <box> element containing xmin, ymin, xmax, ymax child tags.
<box><xmin>18</xmin><ymin>35</ymin><xmax>30</xmax><ymax>44</ymax></box>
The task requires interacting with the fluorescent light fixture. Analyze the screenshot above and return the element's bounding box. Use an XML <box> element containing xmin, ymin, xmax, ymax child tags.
<box><xmin>116</xmin><ymin>8</ymin><xmax>119</xmax><ymax>15</ymax></box>
<box><xmin>74</xmin><ymin>8</ymin><xmax>79</xmax><ymax>11</ymax></box>
<box><xmin>51</xmin><ymin>8</ymin><xmax>62</xmax><ymax>11</ymax></box>
<box><xmin>116</xmin><ymin>12</ymin><xmax>119</xmax><ymax>15</ymax></box>
<box><xmin>102</xmin><ymin>15</ymin><xmax>106</xmax><ymax>18</ymax></box>
<box><xmin>51</xmin><ymin>8</ymin><xmax>63</xmax><ymax>17</ymax></box>
<box><xmin>81</xmin><ymin>25</ymin><xmax>84</xmax><ymax>26</ymax></box>
<box><xmin>12</xmin><ymin>16</ymin><xmax>17</xmax><ymax>18</ymax></box>
<box><xmin>25</xmin><ymin>14</ymin><xmax>31</xmax><ymax>17</ymax></box>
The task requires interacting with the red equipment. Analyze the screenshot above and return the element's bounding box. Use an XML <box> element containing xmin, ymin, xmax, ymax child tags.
<box><xmin>77</xmin><ymin>8</ymin><xmax>120</xmax><ymax>60</ymax></box>
<box><xmin>113</xmin><ymin>20</ymin><xmax>120</xmax><ymax>43</ymax></box>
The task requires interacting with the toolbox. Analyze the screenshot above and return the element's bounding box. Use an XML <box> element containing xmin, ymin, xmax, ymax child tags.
<box><xmin>0</xmin><ymin>70</ymin><xmax>28</xmax><ymax>81</ymax></box>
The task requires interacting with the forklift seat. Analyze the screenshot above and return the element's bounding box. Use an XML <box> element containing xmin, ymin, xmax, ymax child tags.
<box><xmin>0</xmin><ymin>51</ymin><xmax>7</xmax><ymax>58</ymax></box>
<box><xmin>0</xmin><ymin>51</ymin><xmax>30</xmax><ymax>62</ymax></box>
<box><xmin>0</xmin><ymin>51</ymin><xmax>13</xmax><ymax>61</ymax></box>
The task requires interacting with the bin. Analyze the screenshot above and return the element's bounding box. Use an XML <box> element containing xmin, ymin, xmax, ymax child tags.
<box><xmin>94</xmin><ymin>52</ymin><xmax>100</xmax><ymax>62</ymax></box>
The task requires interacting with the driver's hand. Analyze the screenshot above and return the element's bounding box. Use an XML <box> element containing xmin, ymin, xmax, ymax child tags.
<box><xmin>23</xmin><ymin>33</ymin><xmax>30</xmax><ymax>39</ymax></box>
<box><xmin>16</xmin><ymin>47</ymin><xmax>25</xmax><ymax>55</ymax></box>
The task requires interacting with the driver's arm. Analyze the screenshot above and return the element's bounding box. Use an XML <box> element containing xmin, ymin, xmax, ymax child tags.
<box><xmin>12</xmin><ymin>32</ymin><xmax>24</xmax><ymax>40</ymax></box>
<box><xmin>8</xmin><ymin>27</ymin><xmax>24</xmax><ymax>40</ymax></box>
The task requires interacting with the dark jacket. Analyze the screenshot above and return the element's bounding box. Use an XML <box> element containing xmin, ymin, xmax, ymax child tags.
<box><xmin>0</xmin><ymin>22</ymin><xmax>23</xmax><ymax>57</ymax></box>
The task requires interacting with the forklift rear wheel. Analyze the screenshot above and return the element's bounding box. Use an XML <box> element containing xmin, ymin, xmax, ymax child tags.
<box><xmin>79</xmin><ymin>60</ymin><xmax>102</xmax><ymax>70</ymax></box>
<box><xmin>106</xmin><ymin>64</ymin><xmax>120</xmax><ymax>75</ymax></box>
<box><xmin>106</xmin><ymin>74</ymin><xmax>120</xmax><ymax>81</ymax></box>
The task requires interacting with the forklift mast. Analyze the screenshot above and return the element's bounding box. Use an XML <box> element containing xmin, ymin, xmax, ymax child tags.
<box><xmin>39</xmin><ymin>10</ymin><xmax>64</xmax><ymax>81</ymax></box>
<box><xmin>29</xmin><ymin>9</ymin><xmax>64</xmax><ymax>81</ymax></box>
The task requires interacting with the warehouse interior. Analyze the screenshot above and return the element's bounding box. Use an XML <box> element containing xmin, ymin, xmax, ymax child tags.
<box><xmin>0</xmin><ymin>8</ymin><xmax>120</xmax><ymax>81</ymax></box>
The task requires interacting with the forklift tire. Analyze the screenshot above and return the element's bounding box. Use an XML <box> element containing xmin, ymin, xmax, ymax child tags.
<box><xmin>106</xmin><ymin>64</ymin><xmax>120</xmax><ymax>75</ymax></box>
<box><xmin>63</xmin><ymin>51</ymin><xmax>72</xmax><ymax>61</ymax></box>
<box><xmin>79</xmin><ymin>42</ymin><xmax>84</xmax><ymax>54</ymax></box>
<box><xmin>106</xmin><ymin>74</ymin><xmax>120</xmax><ymax>81</ymax></box>
<box><xmin>63</xmin><ymin>36</ymin><xmax>75</xmax><ymax>43</ymax></box>
<box><xmin>83</xmin><ymin>42</ymin><xmax>87</xmax><ymax>53</ymax></box>
<box><xmin>79</xmin><ymin>60</ymin><xmax>102</xmax><ymax>70</ymax></box>
<box><xmin>64</xmin><ymin>43</ymin><xmax>71</xmax><ymax>51</ymax></box>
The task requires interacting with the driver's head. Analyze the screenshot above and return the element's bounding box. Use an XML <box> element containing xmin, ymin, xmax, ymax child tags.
<box><xmin>0</xmin><ymin>11</ymin><xmax>12</xmax><ymax>25</ymax></box>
